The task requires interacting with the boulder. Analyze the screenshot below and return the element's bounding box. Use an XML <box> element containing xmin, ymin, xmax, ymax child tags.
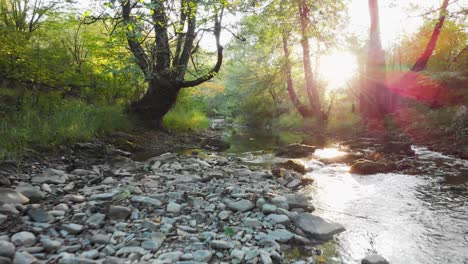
<box><xmin>292</xmin><ymin>213</ymin><xmax>345</xmax><ymax>240</ymax></box>
<box><xmin>275</xmin><ymin>143</ymin><xmax>316</xmax><ymax>158</ymax></box>
<box><xmin>350</xmin><ymin>160</ymin><xmax>394</xmax><ymax>175</ymax></box>
<box><xmin>380</xmin><ymin>141</ymin><xmax>414</xmax><ymax>155</ymax></box>
<box><xmin>277</xmin><ymin>160</ymin><xmax>306</xmax><ymax>174</ymax></box>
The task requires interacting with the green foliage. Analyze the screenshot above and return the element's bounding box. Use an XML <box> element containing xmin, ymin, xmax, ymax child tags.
<box><xmin>163</xmin><ymin>90</ymin><xmax>210</xmax><ymax>130</ymax></box>
<box><xmin>0</xmin><ymin>100</ymin><xmax>131</xmax><ymax>160</ymax></box>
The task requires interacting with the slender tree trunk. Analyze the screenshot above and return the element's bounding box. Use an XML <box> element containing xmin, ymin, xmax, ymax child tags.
<box><xmin>362</xmin><ymin>0</ymin><xmax>393</xmax><ymax>122</ymax></box>
<box><xmin>298</xmin><ymin>0</ymin><xmax>323</xmax><ymax>121</ymax></box>
<box><xmin>411</xmin><ymin>0</ymin><xmax>449</xmax><ymax>72</ymax></box>
<box><xmin>282</xmin><ymin>33</ymin><xmax>311</xmax><ymax>118</ymax></box>
<box><xmin>129</xmin><ymin>78</ymin><xmax>181</xmax><ymax>128</ymax></box>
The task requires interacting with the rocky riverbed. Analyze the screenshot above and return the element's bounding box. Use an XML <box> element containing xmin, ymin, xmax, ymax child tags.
<box><xmin>0</xmin><ymin>141</ymin><xmax>348</xmax><ymax>264</ymax></box>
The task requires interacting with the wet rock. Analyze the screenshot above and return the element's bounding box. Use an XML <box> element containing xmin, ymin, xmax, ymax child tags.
<box><xmin>275</xmin><ymin>143</ymin><xmax>316</xmax><ymax>158</ymax></box>
<box><xmin>11</xmin><ymin>232</ymin><xmax>36</xmax><ymax>247</ymax></box>
<box><xmin>27</xmin><ymin>208</ymin><xmax>50</xmax><ymax>223</ymax></box>
<box><xmin>286</xmin><ymin>179</ymin><xmax>302</xmax><ymax>189</ymax></box>
<box><xmin>227</xmin><ymin>200</ymin><xmax>254</xmax><ymax>212</ymax></box>
<box><xmin>108</xmin><ymin>206</ymin><xmax>131</xmax><ymax>220</ymax></box>
<box><xmin>350</xmin><ymin>160</ymin><xmax>394</xmax><ymax>175</ymax></box>
<box><xmin>13</xmin><ymin>251</ymin><xmax>36</xmax><ymax>264</ymax></box>
<box><xmin>0</xmin><ymin>188</ymin><xmax>29</xmax><ymax>205</ymax></box>
<box><xmin>271</xmin><ymin>168</ymin><xmax>286</xmax><ymax>178</ymax></box>
<box><xmin>278</xmin><ymin>160</ymin><xmax>307</xmax><ymax>174</ymax></box>
<box><xmin>361</xmin><ymin>254</ymin><xmax>390</xmax><ymax>264</ymax></box>
<box><xmin>0</xmin><ymin>241</ymin><xmax>15</xmax><ymax>258</ymax></box>
<box><xmin>292</xmin><ymin>213</ymin><xmax>345</xmax><ymax>240</ymax></box>
<box><xmin>283</xmin><ymin>194</ymin><xmax>310</xmax><ymax>210</ymax></box>
<box><xmin>381</xmin><ymin>141</ymin><xmax>414</xmax><ymax>155</ymax></box>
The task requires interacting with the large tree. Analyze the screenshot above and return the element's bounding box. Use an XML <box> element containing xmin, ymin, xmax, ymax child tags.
<box><xmin>110</xmin><ymin>0</ymin><xmax>226</xmax><ymax>128</ymax></box>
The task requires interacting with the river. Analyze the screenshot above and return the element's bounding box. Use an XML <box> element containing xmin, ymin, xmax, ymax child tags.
<box><xmin>222</xmin><ymin>128</ymin><xmax>468</xmax><ymax>264</ymax></box>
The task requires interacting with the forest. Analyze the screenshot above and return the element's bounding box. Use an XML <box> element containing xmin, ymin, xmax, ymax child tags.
<box><xmin>0</xmin><ymin>0</ymin><xmax>467</xmax><ymax>264</ymax></box>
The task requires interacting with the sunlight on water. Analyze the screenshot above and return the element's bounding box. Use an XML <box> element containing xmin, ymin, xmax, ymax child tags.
<box><xmin>313</xmin><ymin>147</ymin><xmax>347</xmax><ymax>159</ymax></box>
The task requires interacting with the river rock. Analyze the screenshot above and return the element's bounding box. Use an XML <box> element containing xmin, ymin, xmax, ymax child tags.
<box><xmin>27</xmin><ymin>208</ymin><xmax>50</xmax><ymax>223</ymax></box>
<box><xmin>192</xmin><ymin>250</ymin><xmax>213</xmax><ymax>262</ymax></box>
<box><xmin>278</xmin><ymin>160</ymin><xmax>307</xmax><ymax>174</ymax></box>
<box><xmin>0</xmin><ymin>241</ymin><xmax>15</xmax><ymax>258</ymax></box>
<box><xmin>381</xmin><ymin>141</ymin><xmax>414</xmax><ymax>155</ymax></box>
<box><xmin>31</xmin><ymin>168</ymin><xmax>68</xmax><ymax>184</ymax></box>
<box><xmin>0</xmin><ymin>188</ymin><xmax>29</xmax><ymax>204</ymax></box>
<box><xmin>156</xmin><ymin>251</ymin><xmax>183</xmax><ymax>263</ymax></box>
<box><xmin>13</xmin><ymin>251</ymin><xmax>36</xmax><ymax>264</ymax></box>
<box><xmin>209</xmin><ymin>240</ymin><xmax>233</xmax><ymax>249</ymax></box>
<box><xmin>227</xmin><ymin>200</ymin><xmax>254</xmax><ymax>212</ymax></box>
<box><xmin>62</xmin><ymin>223</ymin><xmax>84</xmax><ymax>234</ymax></box>
<box><xmin>275</xmin><ymin>143</ymin><xmax>316</xmax><ymax>158</ymax></box>
<box><xmin>85</xmin><ymin>213</ymin><xmax>106</xmax><ymax>228</ymax></box>
<box><xmin>11</xmin><ymin>232</ymin><xmax>36</xmax><ymax>247</ymax></box>
<box><xmin>166</xmin><ymin>202</ymin><xmax>182</xmax><ymax>213</ymax></box>
<box><xmin>130</xmin><ymin>196</ymin><xmax>162</xmax><ymax>207</ymax></box>
<box><xmin>266</xmin><ymin>229</ymin><xmax>295</xmax><ymax>243</ymax></box>
<box><xmin>292</xmin><ymin>213</ymin><xmax>345</xmax><ymax>240</ymax></box>
<box><xmin>0</xmin><ymin>214</ymin><xmax>6</xmax><ymax>225</ymax></box>
<box><xmin>40</xmin><ymin>237</ymin><xmax>61</xmax><ymax>253</ymax></box>
<box><xmin>108</xmin><ymin>206</ymin><xmax>131</xmax><ymax>219</ymax></box>
<box><xmin>0</xmin><ymin>176</ymin><xmax>11</xmax><ymax>187</ymax></box>
<box><xmin>271</xmin><ymin>196</ymin><xmax>289</xmax><ymax>210</ymax></box>
<box><xmin>115</xmin><ymin>247</ymin><xmax>147</xmax><ymax>256</ymax></box>
<box><xmin>361</xmin><ymin>254</ymin><xmax>390</xmax><ymax>264</ymax></box>
<box><xmin>230</xmin><ymin>249</ymin><xmax>245</xmax><ymax>261</ymax></box>
<box><xmin>266</xmin><ymin>214</ymin><xmax>290</xmax><ymax>225</ymax></box>
<box><xmin>350</xmin><ymin>160</ymin><xmax>394</xmax><ymax>175</ymax></box>
<box><xmin>283</xmin><ymin>193</ymin><xmax>310</xmax><ymax>210</ymax></box>
<box><xmin>16</xmin><ymin>184</ymin><xmax>45</xmax><ymax>202</ymax></box>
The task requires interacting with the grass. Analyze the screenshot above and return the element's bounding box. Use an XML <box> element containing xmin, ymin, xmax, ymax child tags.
<box><xmin>0</xmin><ymin>100</ymin><xmax>131</xmax><ymax>160</ymax></box>
<box><xmin>163</xmin><ymin>104</ymin><xmax>210</xmax><ymax>131</ymax></box>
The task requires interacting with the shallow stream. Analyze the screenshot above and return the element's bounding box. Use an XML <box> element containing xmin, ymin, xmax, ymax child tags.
<box><xmin>222</xmin><ymin>128</ymin><xmax>468</xmax><ymax>264</ymax></box>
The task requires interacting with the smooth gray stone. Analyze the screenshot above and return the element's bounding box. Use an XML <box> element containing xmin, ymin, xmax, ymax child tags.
<box><xmin>292</xmin><ymin>213</ymin><xmax>345</xmax><ymax>240</ymax></box>
<box><xmin>0</xmin><ymin>188</ymin><xmax>29</xmax><ymax>204</ymax></box>
<box><xmin>0</xmin><ymin>241</ymin><xmax>15</xmax><ymax>258</ymax></box>
<box><xmin>361</xmin><ymin>254</ymin><xmax>390</xmax><ymax>264</ymax></box>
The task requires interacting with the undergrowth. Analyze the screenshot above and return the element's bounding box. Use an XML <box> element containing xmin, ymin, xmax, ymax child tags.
<box><xmin>0</xmin><ymin>100</ymin><xmax>131</xmax><ymax>160</ymax></box>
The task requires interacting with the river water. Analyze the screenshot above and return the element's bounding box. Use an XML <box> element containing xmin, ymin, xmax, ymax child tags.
<box><xmin>222</xmin><ymin>128</ymin><xmax>468</xmax><ymax>264</ymax></box>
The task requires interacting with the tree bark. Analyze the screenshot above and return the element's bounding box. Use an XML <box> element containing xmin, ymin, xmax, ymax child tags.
<box><xmin>297</xmin><ymin>0</ymin><xmax>323</xmax><ymax>120</ymax></box>
<box><xmin>362</xmin><ymin>0</ymin><xmax>393</xmax><ymax>122</ymax></box>
<box><xmin>282</xmin><ymin>33</ymin><xmax>312</xmax><ymax>118</ymax></box>
<box><xmin>129</xmin><ymin>78</ymin><xmax>181</xmax><ymax>129</ymax></box>
<box><xmin>411</xmin><ymin>0</ymin><xmax>450</xmax><ymax>72</ymax></box>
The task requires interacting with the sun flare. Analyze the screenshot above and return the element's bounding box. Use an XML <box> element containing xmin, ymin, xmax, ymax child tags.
<box><xmin>319</xmin><ymin>52</ymin><xmax>358</xmax><ymax>91</ymax></box>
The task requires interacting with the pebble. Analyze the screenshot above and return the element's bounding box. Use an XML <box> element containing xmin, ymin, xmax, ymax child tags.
<box><xmin>13</xmin><ymin>251</ymin><xmax>36</xmax><ymax>264</ymax></box>
<box><xmin>227</xmin><ymin>200</ymin><xmax>255</xmax><ymax>212</ymax></box>
<box><xmin>108</xmin><ymin>206</ymin><xmax>131</xmax><ymax>219</ymax></box>
<box><xmin>192</xmin><ymin>250</ymin><xmax>213</xmax><ymax>262</ymax></box>
<box><xmin>85</xmin><ymin>213</ymin><xmax>106</xmax><ymax>228</ymax></box>
<box><xmin>209</xmin><ymin>240</ymin><xmax>232</xmax><ymax>250</ymax></box>
<box><xmin>0</xmin><ymin>241</ymin><xmax>15</xmax><ymax>258</ymax></box>
<box><xmin>27</xmin><ymin>208</ymin><xmax>50</xmax><ymax>223</ymax></box>
<box><xmin>166</xmin><ymin>202</ymin><xmax>182</xmax><ymax>213</ymax></box>
<box><xmin>11</xmin><ymin>232</ymin><xmax>36</xmax><ymax>247</ymax></box>
<box><xmin>61</xmin><ymin>223</ymin><xmax>84</xmax><ymax>234</ymax></box>
<box><xmin>0</xmin><ymin>214</ymin><xmax>6</xmax><ymax>225</ymax></box>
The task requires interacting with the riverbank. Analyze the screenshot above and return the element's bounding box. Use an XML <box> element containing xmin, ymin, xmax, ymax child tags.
<box><xmin>0</xmin><ymin>128</ymin><xmax>349</xmax><ymax>264</ymax></box>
